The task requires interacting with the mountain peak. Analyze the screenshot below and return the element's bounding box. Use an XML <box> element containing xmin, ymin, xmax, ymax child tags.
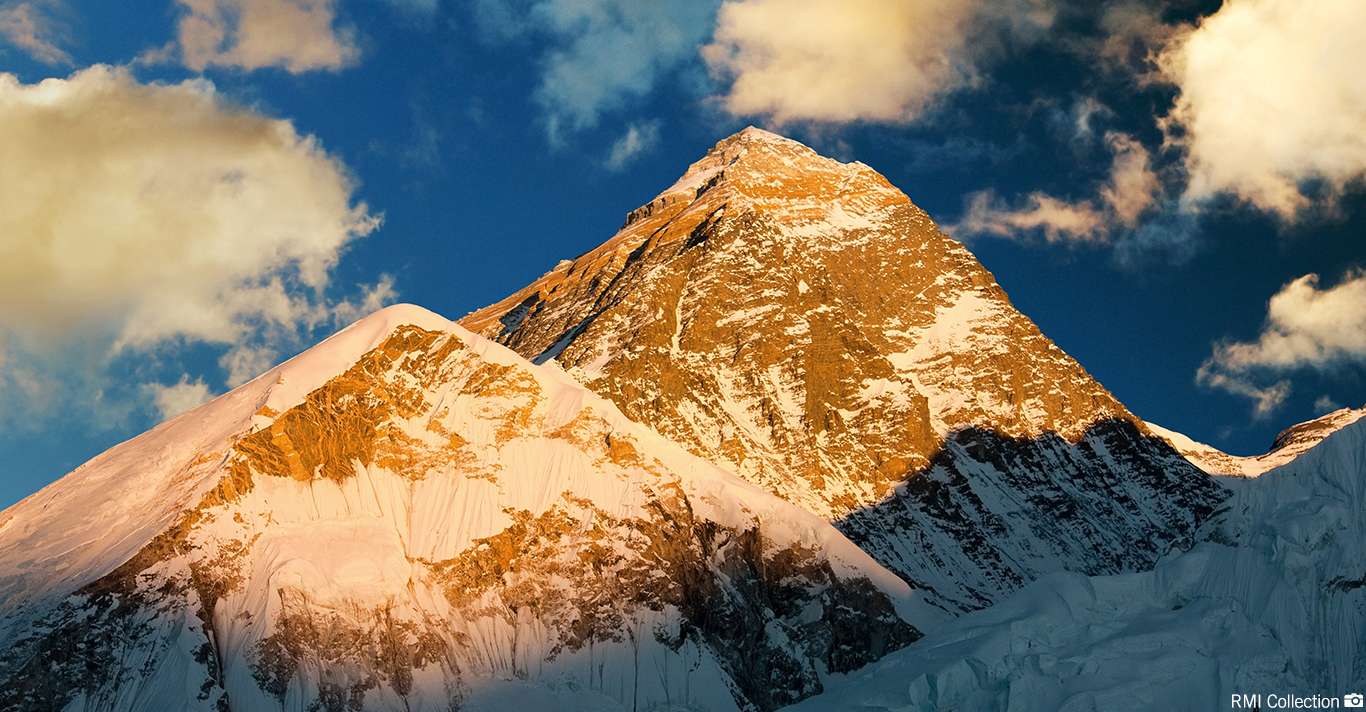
<box><xmin>719</xmin><ymin>124</ymin><xmax>806</xmax><ymax>149</ymax></box>
<box><xmin>464</xmin><ymin>127</ymin><xmax>1150</xmax><ymax>517</ymax></box>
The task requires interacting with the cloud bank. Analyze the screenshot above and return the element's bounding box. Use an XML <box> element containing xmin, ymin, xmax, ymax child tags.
<box><xmin>0</xmin><ymin>66</ymin><xmax>385</xmax><ymax>421</ymax></box>
<box><xmin>1159</xmin><ymin>0</ymin><xmax>1366</xmax><ymax>218</ymax></box>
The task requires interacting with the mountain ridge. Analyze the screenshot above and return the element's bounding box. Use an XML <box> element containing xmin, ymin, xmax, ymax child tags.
<box><xmin>1147</xmin><ymin>404</ymin><xmax>1366</xmax><ymax>477</ymax></box>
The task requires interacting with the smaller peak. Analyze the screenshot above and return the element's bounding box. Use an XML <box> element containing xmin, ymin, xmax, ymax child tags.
<box><xmin>1269</xmin><ymin>404</ymin><xmax>1366</xmax><ymax>453</ymax></box>
<box><xmin>356</xmin><ymin>303</ymin><xmax>453</xmax><ymax>334</ymax></box>
<box><xmin>323</xmin><ymin>303</ymin><xmax>457</xmax><ymax>353</ymax></box>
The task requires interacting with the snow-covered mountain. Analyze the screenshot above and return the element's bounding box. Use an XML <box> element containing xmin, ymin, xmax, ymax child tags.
<box><xmin>0</xmin><ymin>306</ymin><xmax>928</xmax><ymax>711</ymax></box>
<box><xmin>1148</xmin><ymin>405</ymin><xmax>1365</xmax><ymax>477</ymax></box>
<box><xmin>790</xmin><ymin>414</ymin><xmax>1366</xmax><ymax>711</ymax></box>
<box><xmin>464</xmin><ymin>127</ymin><xmax>1224</xmax><ymax>613</ymax></box>
<box><xmin>1</xmin><ymin>127</ymin><xmax>1297</xmax><ymax>712</ymax></box>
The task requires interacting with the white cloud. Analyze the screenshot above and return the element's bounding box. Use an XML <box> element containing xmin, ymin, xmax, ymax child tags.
<box><xmin>475</xmin><ymin>0</ymin><xmax>716</xmax><ymax>138</ymax></box>
<box><xmin>953</xmin><ymin>191</ymin><xmax>1105</xmax><ymax>244</ymax></box>
<box><xmin>174</xmin><ymin>0</ymin><xmax>359</xmax><ymax>73</ymax></box>
<box><xmin>0</xmin><ymin>66</ymin><xmax>384</xmax><ymax>422</ymax></box>
<box><xmin>951</xmin><ymin>131</ymin><xmax>1158</xmax><ymax>244</ymax></box>
<box><xmin>1158</xmin><ymin>0</ymin><xmax>1366</xmax><ymax>218</ymax></box>
<box><xmin>0</xmin><ymin>66</ymin><xmax>378</xmax><ymax>348</ymax></box>
<box><xmin>1095</xmin><ymin>1</ymin><xmax>1178</xmax><ymax>78</ymax></box>
<box><xmin>0</xmin><ymin>1</ymin><xmax>69</xmax><ymax>65</ymax></box>
<box><xmin>146</xmin><ymin>375</ymin><xmax>214</xmax><ymax>420</ymax></box>
<box><xmin>1205</xmin><ymin>272</ymin><xmax>1366</xmax><ymax>372</ymax></box>
<box><xmin>1198</xmin><ymin>271</ymin><xmax>1366</xmax><ymax>416</ymax></box>
<box><xmin>1067</xmin><ymin>96</ymin><xmax>1112</xmax><ymax>141</ymax></box>
<box><xmin>604</xmin><ymin>120</ymin><xmax>659</xmax><ymax>170</ymax></box>
<box><xmin>702</xmin><ymin>0</ymin><xmax>1054</xmax><ymax>124</ymax></box>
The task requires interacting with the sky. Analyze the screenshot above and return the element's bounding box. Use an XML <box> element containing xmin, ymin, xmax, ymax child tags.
<box><xmin>0</xmin><ymin>0</ymin><xmax>1363</xmax><ymax>507</ymax></box>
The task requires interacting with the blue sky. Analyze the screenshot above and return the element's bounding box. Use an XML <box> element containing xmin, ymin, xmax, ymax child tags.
<box><xmin>0</xmin><ymin>0</ymin><xmax>1363</xmax><ymax>506</ymax></box>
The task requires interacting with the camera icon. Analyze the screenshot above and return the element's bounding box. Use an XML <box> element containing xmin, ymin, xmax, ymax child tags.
<box><xmin>1345</xmin><ymin>693</ymin><xmax>1364</xmax><ymax>708</ymax></box>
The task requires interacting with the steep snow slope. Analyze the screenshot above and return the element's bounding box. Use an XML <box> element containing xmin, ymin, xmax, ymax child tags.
<box><xmin>1148</xmin><ymin>404</ymin><xmax>1365</xmax><ymax>477</ymax></box>
<box><xmin>0</xmin><ymin>305</ymin><xmax>454</xmax><ymax>622</ymax></box>
<box><xmin>788</xmin><ymin>417</ymin><xmax>1366</xmax><ymax>711</ymax></box>
<box><xmin>464</xmin><ymin>127</ymin><xmax>1224</xmax><ymax>613</ymax></box>
<box><xmin>0</xmin><ymin>305</ymin><xmax>929</xmax><ymax>712</ymax></box>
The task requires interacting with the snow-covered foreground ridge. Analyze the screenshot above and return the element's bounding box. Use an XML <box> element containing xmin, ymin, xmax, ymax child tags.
<box><xmin>0</xmin><ymin>305</ymin><xmax>928</xmax><ymax>712</ymax></box>
<box><xmin>790</xmin><ymin>416</ymin><xmax>1366</xmax><ymax>711</ymax></box>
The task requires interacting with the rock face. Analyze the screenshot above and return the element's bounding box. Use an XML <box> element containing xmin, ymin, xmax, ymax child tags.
<box><xmin>0</xmin><ymin>306</ymin><xmax>922</xmax><ymax>712</ymax></box>
<box><xmin>1149</xmin><ymin>405</ymin><xmax>1366</xmax><ymax>477</ymax></box>
<box><xmin>464</xmin><ymin>126</ymin><xmax>1225</xmax><ymax>612</ymax></box>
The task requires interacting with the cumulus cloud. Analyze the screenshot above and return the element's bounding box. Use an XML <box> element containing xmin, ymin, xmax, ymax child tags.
<box><xmin>604</xmin><ymin>120</ymin><xmax>659</xmax><ymax>170</ymax></box>
<box><xmin>1198</xmin><ymin>271</ymin><xmax>1366</xmax><ymax>416</ymax></box>
<box><xmin>0</xmin><ymin>66</ymin><xmax>384</xmax><ymax>421</ymax></box>
<box><xmin>1158</xmin><ymin>0</ymin><xmax>1366</xmax><ymax>218</ymax></box>
<box><xmin>0</xmin><ymin>1</ymin><xmax>69</xmax><ymax>64</ymax></box>
<box><xmin>146</xmin><ymin>375</ymin><xmax>214</xmax><ymax>420</ymax></box>
<box><xmin>702</xmin><ymin>0</ymin><xmax>1054</xmax><ymax>124</ymax></box>
<box><xmin>951</xmin><ymin>131</ymin><xmax>1158</xmax><ymax>243</ymax></box>
<box><xmin>1206</xmin><ymin>272</ymin><xmax>1366</xmax><ymax>372</ymax></box>
<box><xmin>174</xmin><ymin>0</ymin><xmax>359</xmax><ymax>73</ymax></box>
<box><xmin>474</xmin><ymin>0</ymin><xmax>717</xmax><ymax>138</ymax></box>
<box><xmin>0</xmin><ymin>66</ymin><xmax>378</xmax><ymax>347</ymax></box>
<box><xmin>218</xmin><ymin>344</ymin><xmax>278</xmax><ymax>388</ymax></box>
<box><xmin>1094</xmin><ymin>1</ymin><xmax>1178</xmax><ymax>78</ymax></box>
